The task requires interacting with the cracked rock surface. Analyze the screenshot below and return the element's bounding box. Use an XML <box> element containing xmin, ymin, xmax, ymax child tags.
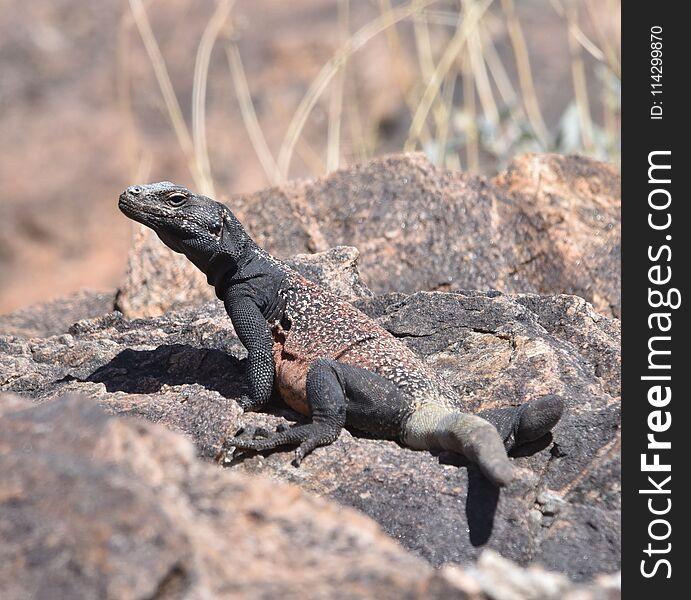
<box><xmin>117</xmin><ymin>153</ymin><xmax>620</xmax><ymax>318</ymax></box>
<box><xmin>1</xmin><ymin>248</ymin><xmax>621</xmax><ymax>587</ymax></box>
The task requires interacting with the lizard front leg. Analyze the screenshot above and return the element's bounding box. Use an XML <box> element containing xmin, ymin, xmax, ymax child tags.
<box><xmin>224</xmin><ymin>358</ymin><xmax>348</xmax><ymax>466</ymax></box>
<box><xmin>225</xmin><ymin>294</ymin><xmax>275</xmax><ymax>411</ymax></box>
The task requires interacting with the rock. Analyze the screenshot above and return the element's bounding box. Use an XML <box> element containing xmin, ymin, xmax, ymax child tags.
<box><xmin>285</xmin><ymin>246</ymin><xmax>374</xmax><ymax>303</ymax></box>
<box><xmin>0</xmin><ymin>265</ymin><xmax>620</xmax><ymax>581</ymax></box>
<box><xmin>467</xmin><ymin>551</ymin><xmax>620</xmax><ymax>600</ymax></box>
<box><xmin>0</xmin><ymin>395</ymin><xmax>620</xmax><ymax>599</ymax></box>
<box><xmin>114</xmin><ymin>224</ymin><xmax>213</xmax><ymax>318</ymax></box>
<box><xmin>116</xmin><ymin>153</ymin><xmax>620</xmax><ymax>318</ymax></box>
<box><xmin>115</xmin><ymin>230</ymin><xmax>373</xmax><ymax>317</ymax></box>
<box><xmin>0</xmin><ymin>394</ymin><xmax>430</xmax><ymax>599</ymax></box>
<box><xmin>0</xmin><ymin>290</ymin><xmax>115</xmax><ymax>338</ymax></box>
<box><xmin>494</xmin><ymin>154</ymin><xmax>621</xmax><ymax>318</ymax></box>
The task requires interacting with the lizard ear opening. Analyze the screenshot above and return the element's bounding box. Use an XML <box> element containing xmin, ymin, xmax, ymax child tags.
<box><xmin>220</xmin><ymin>210</ymin><xmax>249</xmax><ymax>261</ymax></box>
<box><xmin>209</xmin><ymin>218</ymin><xmax>222</xmax><ymax>236</ymax></box>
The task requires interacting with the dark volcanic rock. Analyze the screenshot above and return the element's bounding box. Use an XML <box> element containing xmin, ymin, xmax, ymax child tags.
<box><xmin>0</xmin><ymin>267</ymin><xmax>620</xmax><ymax>582</ymax></box>
<box><xmin>116</xmin><ymin>153</ymin><xmax>620</xmax><ymax>318</ymax></box>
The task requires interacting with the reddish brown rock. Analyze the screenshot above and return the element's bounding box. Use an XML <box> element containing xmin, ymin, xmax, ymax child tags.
<box><xmin>0</xmin><ymin>395</ymin><xmax>620</xmax><ymax>599</ymax></box>
<box><xmin>116</xmin><ymin>153</ymin><xmax>620</xmax><ymax>318</ymax></box>
<box><xmin>0</xmin><ymin>395</ymin><xmax>431</xmax><ymax>599</ymax></box>
<box><xmin>114</xmin><ymin>225</ymin><xmax>213</xmax><ymax>318</ymax></box>
<box><xmin>493</xmin><ymin>154</ymin><xmax>620</xmax><ymax>316</ymax></box>
<box><xmin>0</xmin><ymin>273</ymin><xmax>620</xmax><ymax>582</ymax></box>
<box><xmin>115</xmin><ymin>234</ymin><xmax>373</xmax><ymax>318</ymax></box>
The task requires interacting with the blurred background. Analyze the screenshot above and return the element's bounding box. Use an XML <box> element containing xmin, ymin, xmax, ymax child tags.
<box><xmin>0</xmin><ymin>0</ymin><xmax>620</xmax><ymax>314</ymax></box>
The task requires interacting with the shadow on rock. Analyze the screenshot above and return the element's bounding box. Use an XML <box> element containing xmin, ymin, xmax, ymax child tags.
<box><xmin>509</xmin><ymin>433</ymin><xmax>554</xmax><ymax>458</ymax></box>
<box><xmin>87</xmin><ymin>344</ymin><xmax>247</xmax><ymax>399</ymax></box>
<box><xmin>437</xmin><ymin>452</ymin><xmax>500</xmax><ymax>547</ymax></box>
<box><xmin>466</xmin><ymin>466</ymin><xmax>501</xmax><ymax>547</ymax></box>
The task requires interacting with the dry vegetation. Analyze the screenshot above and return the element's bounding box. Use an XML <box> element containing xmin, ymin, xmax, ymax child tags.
<box><xmin>0</xmin><ymin>0</ymin><xmax>620</xmax><ymax>313</ymax></box>
<box><xmin>120</xmin><ymin>0</ymin><xmax>620</xmax><ymax>197</ymax></box>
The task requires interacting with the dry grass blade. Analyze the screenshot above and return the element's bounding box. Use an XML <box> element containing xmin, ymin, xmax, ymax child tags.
<box><xmin>584</xmin><ymin>0</ymin><xmax>620</xmax><ymax>77</ymax></box>
<box><xmin>327</xmin><ymin>0</ymin><xmax>350</xmax><ymax>173</ymax></box>
<box><xmin>379</xmin><ymin>0</ymin><xmax>414</xmax><ymax>94</ymax></box>
<box><xmin>570</xmin><ymin>23</ymin><xmax>606</xmax><ymax>62</ymax></box>
<box><xmin>602</xmin><ymin>72</ymin><xmax>619</xmax><ymax>162</ymax></box>
<box><xmin>382</xmin><ymin>0</ymin><xmax>434</xmax><ymax>146</ymax></box>
<box><xmin>500</xmin><ymin>0</ymin><xmax>549</xmax><ymax>147</ymax></box>
<box><xmin>435</xmin><ymin>70</ymin><xmax>456</xmax><ymax>167</ymax></box>
<box><xmin>128</xmin><ymin>0</ymin><xmax>202</xmax><ymax>187</ymax></box>
<box><xmin>404</xmin><ymin>0</ymin><xmax>492</xmax><ymax>152</ymax></box>
<box><xmin>415</xmin><ymin>9</ymin><xmax>466</xmax><ymax>27</ymax></box>
<box><xmin>462</xmin><ymin>51</ymin><xmax>479</xmax><ymax>173</ymax></box>
<box><xmin>550</xmin><ymin>0</ymin><xmax>605</xmax><ymax>63</ymax></box>
<box><xmin>566</xmin><ymin>2</ymin><xmax>594</xmax><ymax>153</ymax></box>
<box><xmin>411</xmin><ymin>0</ymin><xmax>452</xmax><ymax>158</ymax></box>
<box><xmin>345</xmin><ymin>85</ymin><xmax>371</xmax><ymax>164</ymax></box>
<box><xmin>271</xmin><ymin>96</ymin><xmax>326</xmax><ymax>176</ymax></box>
<box><xmin>479</xmin><ymin>26</ymin><xmax>517</xmax><ymax>106</ymax></box>
<box><xmin>469</xmin><ymin>23</ymin><xmax>499</xmax><ymax>129</ymax></box>
<box><xmin>277</xmin><ymin>0</ymin><xmax>436</xmax><ymax>181</ymax></box>
<box><xmin>192</xmin><ymin>0</ymin><xmax>234</xmax><ymax>197</ymax></box>
<box><xmin>413</xmin><ymin>0</ymin><xmax>436</xmax><ymax>80</ymax></box>
<box><xmin>225</xmin><ymin>43</ymin><xmax>281</xmax><ymax>185</ymax></box>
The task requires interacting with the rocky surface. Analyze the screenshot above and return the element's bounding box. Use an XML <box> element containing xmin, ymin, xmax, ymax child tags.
<box><xmin>0</xmin><ymin>290</ymin><xmax>115</xmax><ymax>338</ymax></box>
<box><xmin>0</xmin><ymin>395</ymin><xmax>620</xmax><ymax>599</ymax></box>
<box><xmin>116</xmin><ymin>242</ymin><xmax>372</xmax><ymax>317</ymax></box>
<box><xmin>117</xmin><ymin>153</ymin><xmax>620</xmax><ymax>319</ymax></box>
<box><xmin>0</xmin><ymin>248</ymin><xmax>621</xmax><ymax>585</ymax></box>
<box><xmin>1</xmin><ymin>0</ymin><xmax>619</xmax><ymax>315</ymax></box>
<box><xmin>0</xmin><ymin>394</ymin><xmax>432</xmax><ymax>599</ymax></box>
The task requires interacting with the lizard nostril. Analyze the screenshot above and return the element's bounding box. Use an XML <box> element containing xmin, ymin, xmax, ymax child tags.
<box><xmin>128</xmin><ymin>185</ymin><xmax>143</xmax><ymax>195</ymax></box>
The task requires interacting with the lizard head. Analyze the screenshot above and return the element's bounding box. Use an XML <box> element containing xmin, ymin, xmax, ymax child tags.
<box><xmin>118</xmin><ymin>181</ymin><xmax>251</xmax><ymax>272</ymax></box>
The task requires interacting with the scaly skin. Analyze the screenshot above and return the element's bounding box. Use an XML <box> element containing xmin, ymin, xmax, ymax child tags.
<box><xmin>119</xmin><ymin>182</ymin><xmax>564</xmax><ymax>487</ymax></box>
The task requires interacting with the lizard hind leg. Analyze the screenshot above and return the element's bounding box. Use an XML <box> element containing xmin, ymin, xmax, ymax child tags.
<box><xmin>479</xmin><ymin>394</ymin><xmax>565</xmax><ymax>451</ymax></box>
<box><xmin>224</xmin><ymin>358</ymin><xmax>347</xmax><ymax>467</ymax></box>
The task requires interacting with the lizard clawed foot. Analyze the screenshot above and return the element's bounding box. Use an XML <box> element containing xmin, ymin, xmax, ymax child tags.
<box><xmin>221</xmin><ymin>422</ymin><xmax>341</xmax><ymax>467</ymax></box>
<box><xmin>216</xmin><ymin>425</ymin><xmax>272</xmax><ymax>464</ymax></box>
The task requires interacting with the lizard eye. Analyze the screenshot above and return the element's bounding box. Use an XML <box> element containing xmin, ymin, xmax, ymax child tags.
<box><xmin>166</xmin><ymin>192</ymin><xmax>187</xmax><ymax>207</ymax></box>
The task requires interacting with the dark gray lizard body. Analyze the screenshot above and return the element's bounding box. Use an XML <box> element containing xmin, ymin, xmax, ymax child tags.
<box><xmin>119</xmin><ymin>182</ymin><xmax>564</xmax><ymax>486</ymax></box>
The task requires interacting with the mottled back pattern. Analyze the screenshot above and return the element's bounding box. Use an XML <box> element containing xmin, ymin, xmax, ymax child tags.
<box><xmin>274</xmin><ymin>264</ymin><xmax>454</xmax><ymax>411</ymax></box>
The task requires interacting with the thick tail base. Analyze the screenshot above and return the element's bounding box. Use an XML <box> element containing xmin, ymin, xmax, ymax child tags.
<box><xmin>403</xmin><ymin>405</ymin><xmax>517</xmax><ymax>487</ymax></box>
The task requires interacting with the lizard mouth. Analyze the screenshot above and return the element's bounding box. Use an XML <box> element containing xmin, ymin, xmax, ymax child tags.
<box><xmin>118</xmin><ymin>192</ymin><xmax>154</xmax><ymax>226</ymax></box>
<box><xmin>118</xmin><ymin>192</ymin><xmax>136</xmax><ymax>215</ymax></box>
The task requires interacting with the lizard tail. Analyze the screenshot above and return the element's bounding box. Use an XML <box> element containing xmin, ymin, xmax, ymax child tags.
<box><xmin>402</xmin><ymin>404</ymin><xmax>517</xmax><ymax>487</ymax></box>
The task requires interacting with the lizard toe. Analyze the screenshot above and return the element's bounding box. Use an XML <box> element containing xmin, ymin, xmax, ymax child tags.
<box><xmin>291</xmin><ymin>433</ymin><xmax>328</xmax><ymax>467</ymax></box>
<box><xmin>222</xmin><ymin>422</ymin><xmax>341</xmax><ymax>459</ymax></box>
<box><xmin>232</xmin><ymin>424</ymin><xmax>271</xmax><ymax>440</ymax></box>
<box><xmin>481</xmin><ymin>458</ymin><xmax>518</xmax><ymax>488</ymax></box>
